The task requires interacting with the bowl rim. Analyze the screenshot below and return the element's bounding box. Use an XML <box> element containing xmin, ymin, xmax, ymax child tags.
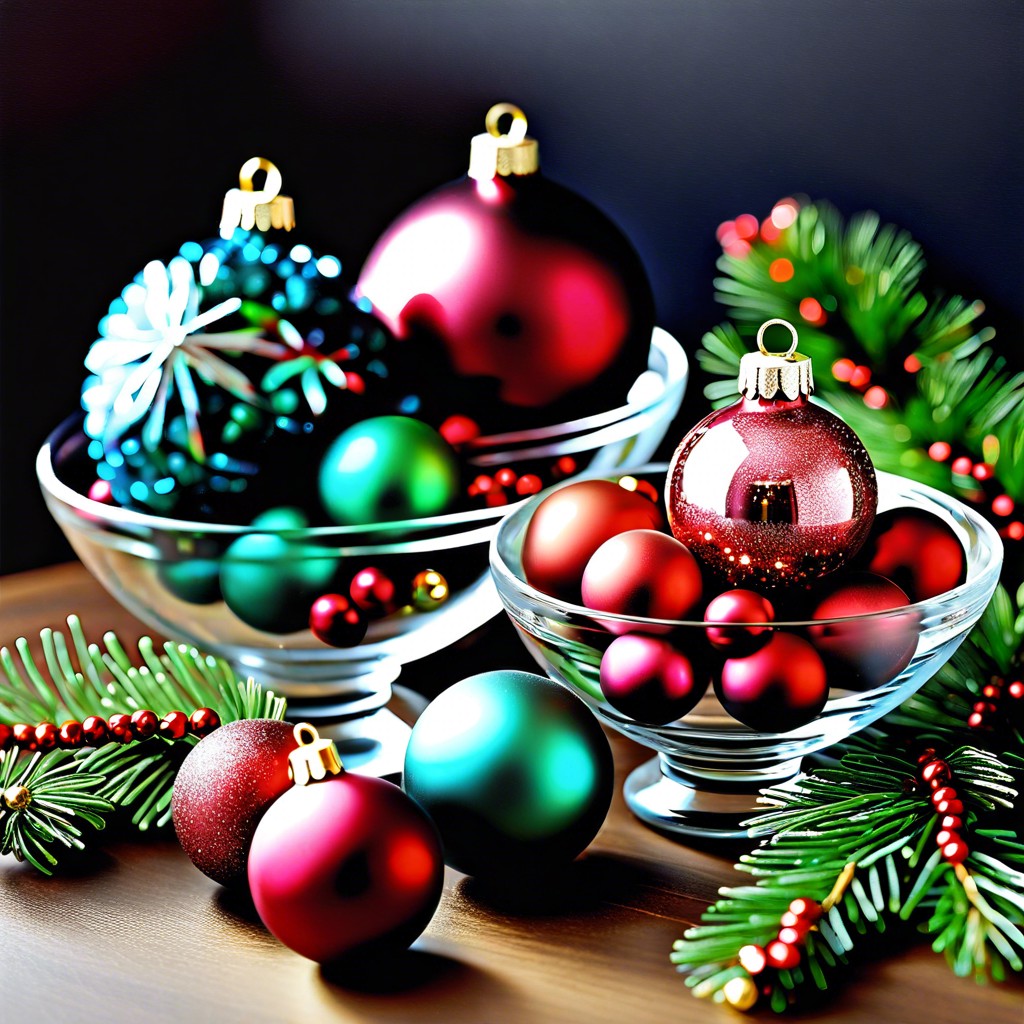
<box><xmin>38</xmin><ymin>330</ymin><xmax>688</xmax><ymax>539</ymax></box>
<box><xmin>489</xmin><ymin>464</ymin><xmax>1004</xmax><ymax>628</ymax></box>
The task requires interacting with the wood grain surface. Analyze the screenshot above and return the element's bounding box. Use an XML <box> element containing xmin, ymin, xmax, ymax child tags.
<box><xmin>0</xmin><ymin>564</ymin><xmax>1020</xmax><ymax>1024</ymax></box>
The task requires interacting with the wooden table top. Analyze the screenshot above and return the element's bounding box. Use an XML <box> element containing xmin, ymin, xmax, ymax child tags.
<box><xmin>0</xmin><ymin>563</ymin><xmax>1020</xmax><ymax>1024</ymax></box>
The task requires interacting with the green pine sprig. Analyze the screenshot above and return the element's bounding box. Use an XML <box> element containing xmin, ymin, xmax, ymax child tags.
<box><xmin>0</xmin><ymin>617</ymin><xmax>287</xmax><ymax>871</ymax></box>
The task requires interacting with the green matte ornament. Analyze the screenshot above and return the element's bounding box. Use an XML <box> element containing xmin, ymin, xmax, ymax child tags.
<box><xmin>402</xmin><ymin>670</ymin><xmax>614</xmax><ymax>878</ymax></box>
<box><xmin>318</xmin><ymin>416</ymin><xmax>460</xmax><ymax>525</ymax></box>
<box><xmin>158</xmin><ymin>558</ymin><xmax>222</xmax><ymax>605</ymax></box>
<box><xmin>220</xmin><ymin>508</ymin><xmax>338</xmax><ymax>633</ymax></box>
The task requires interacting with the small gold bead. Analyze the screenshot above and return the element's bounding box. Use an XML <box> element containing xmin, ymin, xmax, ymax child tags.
<box><xmin>723</xmin><ymin>975</ymin><xmax>759</xmax><ymax>1012</ymax></box>
<box><xmin>2</xmin><ymin>785</ymin><xmax>31</xmax><ymax>811</ymax></box>
<box><xmin>411</xmin><ymin>570</ymin><xmax>449</xmax><ymax>612</ymax></box>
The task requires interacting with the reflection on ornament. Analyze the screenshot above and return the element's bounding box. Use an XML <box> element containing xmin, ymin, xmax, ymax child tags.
<box><xmin>411</xmin><ymin>570</ymin><xmax>448</xmax><ymax>611</ymax></box>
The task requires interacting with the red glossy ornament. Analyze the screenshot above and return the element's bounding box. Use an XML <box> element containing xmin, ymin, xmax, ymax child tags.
<box><xmin>920</xmin><ymin>759</ymin><xmax>952</xmax><ymax>788</ymax></box>
<box><xmin>58</xmin><ymin>721</ymin><xmax>83</xmax><ymax>748</ymax></box>
<box><xmin>667</xmin><ymin>321</ymin><xmax>877</xmax><ymax>589</ymax></box>
<box><xmin>522</xmin><ymin>479</ymin><xmax>663</xmax><ymax>601</ymax></box>
<box><xmin>716</xmin><ymin>632</ymin><xmax>829</xmax><ymax>733</ymax></box>
<box><xmin>34</xmin><ymin>723</ymin><xmax>60</xmax><ymax>752</ymax></box>
<box><xmin>108</xmin><ymin>713</ymin><xmax>133</xmax><ymax>743</ymax></box>
<box><xmin>940</xmin><ymin>838</ymin><xmax>969</xmax><ymax>865</ymax></box>
<box><xmin>130</xmin><ymin>709</ymin><xmax>159</xmax><ymax>740</ymax></box>
<box><xmin>935</xmin><ymin>828</ymin><xmax>958</xmax><ymax>847</ymax></box>
<box><xmin>599</xmin><ymin>634</ymin><xmax>708</xmax><ymax>724</ymax></box>
<box><xmin>582</xmin><ymin>530</ymin><xmax>703</xmax><ymax>631</ymax></box>
<box><xmin>935</xmin><ymin>797</ymin><xmax>965</xmax><ymax>817</ymax></box>
<box><xmin>940</xmin><ymin>814</ymin><xmax>964</xmax><ymax>831</ymax></box>
<box><xmin>159</xmin><ymin>711</ymin><xmax>189</xmax><ymax>740</ymax></box>
<box><xmin>765</xmin><ymin>939</ymin><xmax>801</xmax><ymax>970</ymax></box>
<box><xmin>87</xmin><ymin>479</ymin><xmax>115</xmax><ymax>504</ymax></box>
<box><xmin>0</xmin><ymin>724</ymin><xmax>11</xmax><ymax>750</ymax></box>
<box><xmin>172</xmin><ymin>719</ymin><xmax>297</xmax><ymax>887</ymax></box>
<box><xmin>349</xmin><ymin>567</ymin><xmax>399</xmax><ymax>619</ymax></box>
<box><xmin>12</xmin><ymin>723</ymin><xmax>37</xmax><ymax>750</ymax></box>
<box><xmin>930</xmin><ymin>786</ymin><xmax>957</xmax><ymax>806</ymax></box>
<box><xmin>854</xmin><ymin>508</ymin><xmax>966</xmax><ymax>601</ymax></box>
<box><xmin>1008</xmin><ymin>681</ymin><xmax>1024</xmax><ymax>700</ymax></box>
<box><xmin>189</xmin><ymin>707</ymin><xmax>221</xmax><ymax>737</ymax></box>
<box><xmin>808</xmin><ymin>572</ymin><xmax>918</xmax><ymax>690</ymax></box>
<box><xmin>81</xmin><ymin>715</ymin><xmax>109</xmax><ymax>745</ymax></box>
<box><xmin>438</xmin><ymin>414</ymin><xmax>480</xmax><ymax>447</ymax></box>
<box><xmin>738</xmin><ymin>944</ymin><xmax>769</xmax><ymax>975</ymax></box>
<box><xmin>777</xmin><ymin>926</ymin><xmax>804</xmax><ymax>947</ymax></box>
<box><xmin>310</xmin><ymin>593</ymin><xmax>368</xmax><ymax>648</ymax></box>
<box><xmin>248</xmin><ymin>729</ymin><xmax>444</xmax><ymax>964</ymax></box>
<box><xmin>704</xmin><ymin>589</ymin><xmax>775</xmax><ymax>654</ymax></box>
<box><xmin>355</xmin><ymin>104</ymin><xmax>653</xmax><ymax>414</ymax></box>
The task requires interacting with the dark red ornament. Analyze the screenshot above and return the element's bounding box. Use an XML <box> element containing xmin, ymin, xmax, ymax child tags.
<box><xmin>853</xmin><ymin>507</ymin><xmax>966</xmax><ymax>601</ymax></box>
<box><xmin>172</xmin><ymin>718</ymin><xmax>297</xmax><ymax>887</ymax></box>
<box><xmin>12</xmin><ymin>723</ymin><xmax>37</xmax><ymax>750</ymax></box>
<box><xmin>738</xmin><ymin>944</ymin><xmax>768</xmax><ymax>975</ymax></box>
<box><xmin>81</xmin><ymin>715</ymin><xmax>109</xmax><ymax>745</ymax></box>
<box><xmin>715</xmin><ymin>632</ymin><xmax>829</xmax><ymax>732</ymax></box>
<box><xmin>920</xmin><ymin>759</ymin><xmax>952</xmax><ymax>788</ymax></box>
<box><xmin>940</xmin><ymin>838</ymin><xmax>969</xmax><ymax>865</ymax></box>
<box><xmin>582</xmin><ymin>529</ymin><xmax>703</xmax><ymax>631</ymax></box>
<box><xmin>248</xmin><ymin>727</ymin><xmax>444</xmax><ymax>964</ymax></box>
<box><xmin>34</xmin><ymin>723</ymin><xmax>59</xmax><ymax>752</ymax></box>
<box><xmin>667</xmin><ymin>322</ymin><xmax>877</xmax><ymax>589</ymax></box>
<box><xmin>87</xmin><ymin>479</ymin><xmax>115</xmax><ymax>504</ymax></box>
<box><xmin>765</xmin><ymin>939</ymin><xmax>801</xmax><ymax>971</ymax></box>
<box><xmin>159</xmin><ymin>711</ymin><xmax>189</xmax><ymax>740</ymax></box>
<box><xmin>349</xmin><ymin>567</ymin><xmax>399</xmax><ymax>619</ymax></box>
<box><xmin>522</xmin><ymin>479</ymin><xmax>664</xmax><ymax>601</ymax></box>
<box><xmin>0</xmin><ymin>724</ymin><xmax>11</xmax><ymax>751</ymax></box>
<box><xmin>704</xmin><ymin>589</ymin><xmax>775</xmax><ymax>654</ymax></box>
<box><xmin>808</xmin><ymin>572</ymin><xmax>918</xmax><ymax>689</ymax></box>
<box><xmin>189</xmin><ymin>707</ymin><xmax>221</xmax><ymax>737</ymax></box>
<box><xmin>309</xmin><ymin>593</ymin><xmax>368</xmax><ymax>648</ymax></box>
<box><xmin>355</xmin><ymin>104</ymin><xmax>653</xmax><ymax>416</ymax></box>
<box><xmin>438</xmin><ymin>414</ymin><xmax>480</xmax><ymax>447</ymax></box>
<box><xmin>599</xmin><ymin>634</ymin><xmax>708</xmax><ymax>724</ymax></box>
<box><xmin>130</xmin><ymin>709</ymin><xmax>159</xmax><ymax>740</ymax></box>
<box><xmin>108</xmin><ymin>713</ymin><xmax>133</xmax><ymax>742</ymax></box>
<box><xmin>58</xmin><ymin>721</ymin><xmax>83</xmax><ymax>748</ymax></box>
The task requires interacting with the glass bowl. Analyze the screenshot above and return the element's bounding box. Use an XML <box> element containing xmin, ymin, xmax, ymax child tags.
<box><xmin>37</xmin><ymin>330</ymin><xmax>687</xmax><ymax>769</ymax></box>
<box><xmin>490</xmin><ymin>464</ymin><xmax>1003</xmax><ymax>841</ymax></box>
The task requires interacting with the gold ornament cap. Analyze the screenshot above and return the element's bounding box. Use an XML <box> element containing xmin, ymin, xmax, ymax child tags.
<box><xmin>738</xmin><ymin>319</ymin><xmax>814</xmax><ymax>401</ymax></box>
<box><xmin>468</xmin><ymin>103</ymin><xmax>540</xmax><ymax>181</ymax></box>
<box><xmin>287</xmin><ymin>723</ymin><xmax>343</xmax><ymax>786</ymax></box>
<box><xmin>220</xmin><ymin>157</ymin><xmax>296</xmax><ymax>240</ymax></box>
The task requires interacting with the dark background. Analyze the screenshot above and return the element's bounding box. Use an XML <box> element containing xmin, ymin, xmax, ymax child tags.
<box><xmin>2</xmin><ymin>0</ymin><xmax>1022</xmax><ymax>575</ymax></box>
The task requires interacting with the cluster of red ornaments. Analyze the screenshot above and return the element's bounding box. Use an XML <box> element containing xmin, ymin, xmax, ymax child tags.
<box><xmin>738</xmin><ymin>896</ymin><xmax>823</xmax><ymax>978</ymax></box>
<box><xmin>917</xmin><ymin>750</ymin><xmax>970</xmax><ymax>866</ymax></box>
<box><xmin>0</xmin><ymin>707</ymin><xmax>220</xmax><ymax>753</ymax></box>
<box><xmin>966</xmin><ymin>675</ymin><xmax>1024</xmax><ymax>731</ymax></box>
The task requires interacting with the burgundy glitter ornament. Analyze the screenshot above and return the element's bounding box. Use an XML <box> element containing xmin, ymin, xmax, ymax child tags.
<box><xmin>172</xmin><ymin>718</ymin><xmax>297</xmax><ymax>887</ymax></box>
<box><xmin>309</xmin><ymin>593</ymin><xmax>368</xmax><ymax>648</ymax></box>
<box><xmin>853</xmin><ymin>507</ymin><xmax>966</xmax><ymax>602</ymax></box>
<box><xmin>355</xmin><ymin>103</ymin><xmax>654</xmax><ymax>416</ymax></box>
<box><xmin>599</xmin><ymin>634</ymin><xmax>708</xmax><ymax>724</ymax></box>
<box><xmin>667</xmin><ymin>320</ymin><xmax>877</xmax><ymax>590</ymax></box>
<box><xmin>704</xmin><ymin>589</ymin><xmax>775</xmax><ymax>654</ymax></box>
<box><xmin>715</xmin><ymin>631</ymin><xmax>829</xmax><ymax>732</ymax></box>
<box><xmin>808</xmin><ymin>571</ymin><xmax>918</xmax><ymax>690</ymax></box>
<box><xmin>522</xmin><ymin>479</ymin><xmax>664</xmax><ymax>602</ymax></box>
<box><xmin>582</xmin><ymin>530</ymin><xmax>702</xmax><ymax>632</ymax></box>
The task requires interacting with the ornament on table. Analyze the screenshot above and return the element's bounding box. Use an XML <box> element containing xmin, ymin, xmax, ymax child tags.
<box><xmin>354</xmin><ymin>102</ymin><xmax>655</xmax><ymax>427</ymax></box>
<box><xmin>522</xmin><ymin>478</ymin><xmax>663</xmax><ymax>602</ymax></box>
<box><xmin>704</xmin><ymin>589</ymin><xmax>775</xmax><ymax>655</ymax></box>
<box><xmin>851</xmin><ymin>507</ymin><xmax>966</xmax><ymax>602</ymax></box>
<box><xmin>171</xmin><ymin>718</ymin><xmax>297</xmax><ymax>886</ymax></box>
<box><xmin>808</xmin><ymin>571</ymin><xmax>918</xmax><ymax>689</ymax></box>
<box><xmin>599</xmin><ymin>634</ymin><xmax>709</xmax><ymax>724</ymax></box>
<box><xmin>714</xmin><ymin>631</ymin><xmax>828</xmax><ymax>732</ymax></box>
<box><xmin>318</xmin><ymin>415</ymin><xmax>460</xmax><ymax>525</ymax></box>
<box><xmin>248</xmin><ymin>724</ymin><xmax>444</xmax><ymax>963</ymax></box>
<box><xmin>80</xmin><ymin>157</ymin><xmax>393</xmax><ymax>519</ymax></box>
<box><xmin>666</xmin><ymin>319</ymin><xmax>877</xmax><ymax>589</ymax></box>
<box><xmin>402</xmin><ymin>671</ymin><xmax>614</xmax><ymax>878</ymax></box>
<box><xmin>581</xmin><ymin>529</ymin><xmax>703</xmax><ymax>632</ymax></box>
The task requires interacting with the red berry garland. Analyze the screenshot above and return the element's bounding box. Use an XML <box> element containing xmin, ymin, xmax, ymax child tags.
<box><xmin>0</xmin><ymin>708</ymin><xmax>222</xmax><ymax>753</ymax></box>
<box><xmin>917</xmin><ymin>749</ymin><xmax>970</xmax><ymax>866</ymax></box>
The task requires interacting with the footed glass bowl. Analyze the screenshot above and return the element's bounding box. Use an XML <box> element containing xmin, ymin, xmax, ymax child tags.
<box><xmin>38</xmin><ymin>331</ymin><xmax>687</xmax><ymax>770</ymax></box>
<box><xmin>490</xmin><ymin>465</ymin><xmax>1003</xmax><ymax>841</ymax></box>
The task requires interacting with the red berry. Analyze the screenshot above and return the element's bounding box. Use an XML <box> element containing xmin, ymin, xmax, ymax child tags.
<box><xmin>940</xmin><ymin>814</ymin><xmax>963</xmax><ymax>831</ymax></box>
<box><xmin>766</xmin><ymin>939</ymin><xmax>801</xmax><ymax>970</ymax></box>
<box><xmin>81</xmin><ymin>716</ymin><xmax>110</xmax><ymax>745</ymax></box>
<box><xmin>189</xmin><ymin>707</ymin><xmax>221</xmax><ymax>737</ymax></box>
<box><xmin>1008</xmin><ymin>681</ymin><xmax>1024</xmax><ymax>700</ymax></box>
<box><xmin>981</xmin><ymin>684</ymin><xmax>1001</xmax><ymax>700</ymax></box>
<box><xmin>159</xmin><ymin>711</ymin><xmax>189</xmax><ymax>740</ymax></box>
<box><xmin>515</xmin><ymin>474</ymin><xmax>543</xmax><ymax>496</ymax></box>
<box><xmin>34</xmin><ymin>723</ymin><xmax>60</xmax><ymax>752</ymax></box>
<box><xmin>0</xmin><ymin>723</ymin><xmax>12</xmax><ymax>750</ymax></box>
<box><xmin>12</xmin><ymin>723</ymin><xmax>37</xmax><ymax>750</ymax></box>
<box><xmin>438</xmin><ymin>414</ymin><xmax>480</xmax><ymax>447</ymax></box>
<box><xmin>967</xmin><ymin>711</ymin><xmax>986</xmax><ymax>728</ymax></box>
<box><xmin>931</xmin><ymin>786</ymin><xmax>958</xmax><ymax>806</ymax></box>
<box><xmin>777</xmin><ymin>926</ymin><xmax>803</xmax><ymax>947</ymax></box>
<box><xmin>789</xmin><ymin>898</ymin><xmax>821</xmax><ymax>922</ymax></box>
<box><xmin>58</xmin><ymin>721</ymin><xmax>83</xmax><ymax>748</ymax></box>
<box><xmin>935</xmin><ymin>798</ymin><xmax>965</xmax><ymax>817</ymax></box>
<box><xmin>737</xmin><ymin>944</ymin><xmax>768</xmax><ymax>975</ymax></box>
<box><xmin>920</xmin><ymin>760</ymin><xmax>951</xmax><ymax>787</ymax></box>
<box><xmin>940</xmin><ymin>838</ymin><xmax>969</xmax><ymax>865</ymax></box>
<box><xmin>130</xmin><ymin>709</ymin><xmax>159</xmax><ymax>740</ymax></box>
<box><xmin>108</xmin><ymin>713</ymin><xmax>133</xmax><ymax>743</ymax></box>
<box><xmin>936</xmin><ymin>828</ymin><xmax>958</xmax><ymax>847</ymax></box>
<box><xmin>951</xmin><ymin>457</ymin><xmax>973</xmax><ymax>476</ymax></box>
<box><xmin>916</xmin><ymin>747</ymin><xmax>938</xmax><ymax>765</ymax></box>
<box><xmin>494</xmin><ymin>467</ymin><xmax>518</xmax><ymax>488</ymax></box>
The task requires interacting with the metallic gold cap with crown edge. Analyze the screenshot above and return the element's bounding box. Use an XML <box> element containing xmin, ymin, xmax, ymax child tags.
<box><xmin>738</xmin><ymin>319</ymin><xmax>814</xmax><ymax>401</ymax></box>
<box><xmin>468</xmin><ymin>102</ymin><xmax>540</xmax><ymax>181</ymax></box>
<box><xmin>220</xmin><ymin>157</ymin><xmax>296</xmax><ymax>240</ymax></box>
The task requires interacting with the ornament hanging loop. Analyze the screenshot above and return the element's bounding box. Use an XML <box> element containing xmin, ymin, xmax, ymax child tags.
<box><xmin>220</xmin><ymin>156</ymin><xmax>296</xmax><ymax>239</ymax></box>
<box><xmin>288</xmin><ymin>722</ymin><xmax>343</xmax><ymax>786</ymax></box>
<box><xmin>484</xmin><ymin>102</ymin><xmax>529</xmax><ymax>145</ymax></box>
<box><xmin>469</xmin><ymin>102</ymin><xmax>540</xmax><ymax>181</ymax></box>
<box><xmin>756</xmin><ymin>318</ymin><xmax>800</xmax><ymax>359</ymax></box>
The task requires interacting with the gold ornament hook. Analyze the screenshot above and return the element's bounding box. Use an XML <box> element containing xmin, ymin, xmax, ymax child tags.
<box><xmin>484</xmin><ymin>102</ymin><xmax>529</xmax><ymax>145</ymax></box>
<box><xmin>469</xmin><ymin>102</ymin><xmax>540</xmax><ymax>181</ymax></box>
<box><xmin>220</xmin><ymin>156</ymin><xmax>296</xmax><ymax>240</ymax></box>
<box><xmin>288</xmin><ymin>722</ymin><xmax>343</xmax><ymax>786</ymax></box>
<box><xmin>756</xmin><ymin>318</ymin><xmax>800</xmax><ymax>358</ymax></box>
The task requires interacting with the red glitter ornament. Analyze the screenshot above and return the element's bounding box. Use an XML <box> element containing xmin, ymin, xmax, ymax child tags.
<box><xmin>667</xmin><ymin>321</ymin><xmax>876</xmax><ymax>590</ymax></box>
<box><xmin>172</xmin><ymin>718</ymin><xmax>297</xmax><ymax>887</ymax></box>
<box><xmin>355</xmin><ymin>103</ymin><xmax>653</xmax><ymax>413</ymax></box>
<box><xmin>522</xmin><ymin>479</ymin><xmax>663</xmax><ymax>601</ymax></box>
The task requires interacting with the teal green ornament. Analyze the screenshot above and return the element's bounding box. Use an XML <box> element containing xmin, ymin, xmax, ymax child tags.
<box><xmin>158</xmin><ymin>557</ymin><xmax>222</xmax><ymax>605</ymax></box>
<box><xmin>318</xmin><ymin>416</ymin><xmax>459</xmax><ymax>525</ymax></box>
<box><xmin>220</xmin><ymin>508</ymin><xmax>338</xmax><ymax>633</ymax></box>
<box><xmin>402</xmin><ymin>671</ymin><xmax>614</xmax><ymax>878</ymax></box>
